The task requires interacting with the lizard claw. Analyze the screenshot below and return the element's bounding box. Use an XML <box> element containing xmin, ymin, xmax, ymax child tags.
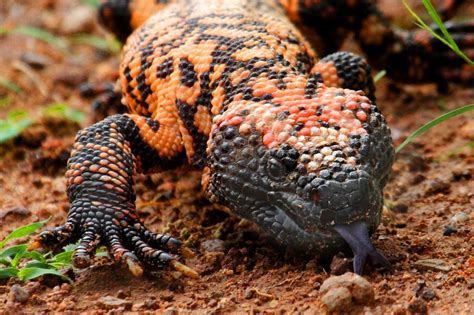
<box><xmin>32</xmin><ymin>205</ymin><xmax>197</xmax><ymax>278</ymax></box>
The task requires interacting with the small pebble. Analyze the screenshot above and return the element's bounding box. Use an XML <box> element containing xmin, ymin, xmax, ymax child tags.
<box><xmin>201</xmin><ymin>239</ymin><xmax>226</xmax><ymax>252</ymax></box>
<box><xmin>330</xmin><ymin>253</ymin><xmax>352</xmax><ymax>275</ymax></box>
<box><xmin>413</xmin><ymin>259</ymin><xmax>451</xmax><ymax>272</ymax></box>
<box><xmin>20</xmin><ymin>52</ymin><xmax>51</xmax><ymax>69</ymax></box>
<box><xmin>9</xmin><ymin>284</ymin><xmax>30</xmax><ymax>304</ymax></box>
<box><xmin>392</xmin><ymin>203</ymin><xmax>408</xmax><ymax>213</ymax></box>
<box><xmin>320</xmin><ymin>272</ymin><xmax>374</xmax><ymax>305</ymax></box>
<box><xmin>425</xmin><ymin>179</ymin><xmax>450</xmax><ymax>196</ymax></box>
<box><xmin>143</xmin><ymin>298</ymin><xmax>159</xmax><ymax>310</ymax></box>
<box><xmin>321</xmin><ymin>287</ymin><xmax>353</xmax><ymax>313</ymax></box>
<box><xmin>408</xmin><ymin>298</ymin><xmax>428</xmax><ymax>314</ymax></box>
<box><xmin>164</xmin><ymin>307</ymin><xmax>178</xmax><ymax>315</ymax></box>
<box><xmin>443</xmin><ymin>225</ymin><xmax>457</xmax><ymax>236</ymax></box>
<box><xmin>414</xmin><ymin>281</ymin><xmax>437</xmax><ymax>301</ymax></box>
<box><xmin>60</xmin><ymin>6</ymin><xmax>95</xmax><ymax>34</ymax></box>
<box><xmin>450</xmin><ymin>212</ymin><xmax>468</xmax><ymax>224</ymax></box>
<box><xmin>97</xmin><ymin>296</ymin><xmax>133</xmax><ymax>310</ymax></box>
<box><xmin>244</xmin><ymin>288</ymin><xmax>255</xmax><ymax>299</ymax></box>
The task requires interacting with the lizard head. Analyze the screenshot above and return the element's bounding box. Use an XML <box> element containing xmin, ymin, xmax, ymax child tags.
<box><xmin>203</xmin><ymin>85</ymin><xmax>394</xmax><ymax>274</ymax></box>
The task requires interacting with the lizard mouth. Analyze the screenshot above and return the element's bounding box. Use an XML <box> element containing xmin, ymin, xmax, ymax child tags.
<box><xmin>268</xmin><ymin>192</ymin><xmax>391</xmax><ymax>274</ymax></box>
<box><xmin>333</xmin><ymin>221</ymin><xmax>392</xmax><ymax>274</ymax></box>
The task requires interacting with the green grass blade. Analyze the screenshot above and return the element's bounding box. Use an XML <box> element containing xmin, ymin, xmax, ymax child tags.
<box><xmin>11</xmin><ymin>26</ymin><xmax>68</xmax><ymax>52</ymax></box>
<box><xmin>18</xmin><ymin>267</ymin><xmax>72</xmax><ymax>283</ymax></box>
<box><xmin>422</xmin><ymin>0</ymin><xmax>457</xmax><ymax>48</ymax></box>
<box><xmin>0</xmin><ymin>245</ymin><xmax>28</xmax><ymax>262</ymax></box>
<box><xmin>402</xmin><ymin>0</ymin><xmax>473</xmax><ymax>65</ymax></box>
<box><xmin>0</xmin><ymin>96</ymin><xmax>13</xmax><ymax>107</ymax></box>
<box><xmin>70</xmin><ymin>34</ymin><xmax>121</xmax><ymax>54</ymax></box>
<box><xmin>396</xmin><ymin>104</ymin><xmax>474</xmax><ymax>153</ymax></box>
<box><xmin>374</xmin><ymin>70</ymin><xmax>387</xmax><ymax>83</ymax></box>
<box><xmin>81</xmin><ymin>0</ymin><xmax>100</xmax><ymax>8</ymax></box>
<box><xmin>0</xmin><ymin>219</ymin><xmax>49</xmax><ymax>249</ymax></box>
<box><xmin>0</xmin><ymin>267</ymin><xmax>18</xmax><ymax>279</ymax></box>
<box><xmin>0</xmin><ymin>76</ymin><xmax>23</xmax><ymax>93</ymax></box>
<box><xmin>43</xmin><ymin>103</ymin><xmax>86</xmax><ymax>124</ymax></box>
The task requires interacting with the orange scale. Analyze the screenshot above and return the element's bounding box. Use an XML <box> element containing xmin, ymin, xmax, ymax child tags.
<box><xmin>356</xmin><ymin>111</ymin><xmax>368</xmax><ymax>122</ymax></box>
<box><xmin>228</xmin><ymin>116</ymin><xmax>243</xmax><ymax>126</ymax></box>
<box><xmin>305</xmin><ymin>120</ymin><xmax>316</xmax><ymax>127</ymax></box>
<box><xmin>346</xmin><ymin>101</ymin><xmax>358</xmax><ymax>110</ymax></box>
<box><xmin>299</xmin><ymin>128</ymin><xmax>311</xmax><ymax>136</ymax></box>
<box><xmin>263</xmin><ymin>133</ymin><xmax>275</xmax><ymax>146</ymax></box>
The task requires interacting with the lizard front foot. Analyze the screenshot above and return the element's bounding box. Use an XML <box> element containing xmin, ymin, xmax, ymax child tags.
<box><xmin>31</xmin><ymin>203</ymin><xmax>195</xmax><ymax>277</ymax></box>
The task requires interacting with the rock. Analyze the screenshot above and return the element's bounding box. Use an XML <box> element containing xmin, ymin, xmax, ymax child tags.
<box><xmin>20</xmin><ymin>52</ymin><xmax>51</xmax><ymax>69</ymax></box>
<box><xmin>0</xmin><ymin>206</ymin><xmax>30</xmax><ymax>223</ymax></box>
<box><xmin>408</xmin><ymin>298</ymin><xmax>428</xmax><ymax>314</ymax></box>
<box><xmin>9</xmin><ymin>284</ymin><xmax>30</xmax><ymax>304</ymax></box>
<box><xmin>320</xmin><ymin>272</ymin><xmax>375</xmax><ymax>305</ymax></box>
<box><xmin>443</xmin><ymin>225</ymin><xmax>457</xmax><ymax>236</ymax></box>
<box><xmin>97</xmin><ymin>296</ymin><xmax>133</xmax><ymax>310</ymax></box>
<box><xmin>330</xmin><ymin>253</ymin><xmax>352</xmax><ymax>275</ymax></box>
<box><xmin>424</xmin><ymin>179</ymin><xmax>450</xmax><ymax>196</ymax></box>
<box><xmin>321</xmin><ymin>287</ymin><xmax>353</xmax><ymax>313</ymax></box>
<box><xmin>201</xmin><ymin>239</ymin><xmax>226</xmax><ymax>252</ymax></box>
<box><xmin>60</xmin><ymin>6</ymin><xmax>95</xmax><ymax>34</ymax></box>
<box><xmin>413</xmin><ymin>259</ymin><xmax>451</xmax><ymax>272</ymax></box>
<box><xmin>164</xmin><ymin>307</ymin><xmax>178</xmax><ymax>315</ymax></box>
<box><xmin>451</xmin><ymin>168</ymin><xmax>472</xmax><ymax>181</ymax></box>
<box><xmin>143</xmin><ymin>298</ymin><xmax>159</xmax><ymax>310</ymax></box>
<box><xmin>244</xmin><ymin>288</ymin><xmax>255</xmax><ymax>299</ymax></box>
<box><xmin>391</xmin><ymin>203</ymin><xmax>409</xmax><ymax>213</ymax></box>
<box><xmin>414</xmin><ymin>281</ymin><xmax>437</xmax><ymax>301</ymax></box>
<box><xmin>450</xmin><ymin>212</ymin><xmax>468</xmax><ymax>224</ymax></box>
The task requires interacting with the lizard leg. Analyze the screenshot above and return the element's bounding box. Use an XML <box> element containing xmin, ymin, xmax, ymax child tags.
<box><xmin>310</xmin><ymin>52</ymin><xmax>375</xmax><ymax>100</ymax></box>
<box><xmin>33</xmin><ymin>114</ymin><xmax>188</xmax><ymax>276</ymax></box>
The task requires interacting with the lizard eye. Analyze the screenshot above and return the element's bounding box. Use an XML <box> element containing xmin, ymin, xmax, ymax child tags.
<box><xmin>267</xmin><ymin>158</ymin><xmax>286</xmax><ymax>180</ymax></box>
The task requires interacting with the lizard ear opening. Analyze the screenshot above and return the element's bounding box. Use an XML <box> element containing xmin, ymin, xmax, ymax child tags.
<box><xmin>333</xmin><ymin>221</ymin><xmax>392</xmax><ymax>275</ymax></box>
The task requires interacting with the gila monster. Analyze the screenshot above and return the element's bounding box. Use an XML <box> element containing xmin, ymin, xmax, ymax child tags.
<box><xmin>32</xmin><ymin>0</ymin><xmax>474</xmax><ymax>276</ymax></box>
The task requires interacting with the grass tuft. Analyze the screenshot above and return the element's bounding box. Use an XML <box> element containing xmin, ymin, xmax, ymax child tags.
<box><xmin>396</xmin><ymin>104</ymin><xmax>474</xmax><ymax>153</ymax></box>
<box><xmin>402</xmin><ymin>0</ymin><xmax>473</xmax><ymax>65</ymax></box>
<box><xmin>0</xmin><ymin>221</ymin><xmax>108</xmax><ymax>283</ymax></box>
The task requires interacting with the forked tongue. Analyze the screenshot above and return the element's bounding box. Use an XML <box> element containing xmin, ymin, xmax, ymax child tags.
<box><xmin>333</xmin><ymin>221</ymin><xmax>392</xmax><ymax>275</ymax></box>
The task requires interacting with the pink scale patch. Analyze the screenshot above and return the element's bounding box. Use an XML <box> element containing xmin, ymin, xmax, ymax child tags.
<box><xmin>228</xmin><ymin>116</ymin><xmax>243</xmax><ymax>125</ymax></box>
<box><xmin>263</xmin><ymin>133</ymin><xmax>275</xmax><ymax>146</ymax></box>
<box><xmin>356</xmin><ymin>111</ymin><xmax>367</xmax><ymax>122</ymax></box>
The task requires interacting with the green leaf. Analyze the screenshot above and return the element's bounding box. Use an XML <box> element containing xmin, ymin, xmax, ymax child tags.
<box><xmin>0</xmin><ymin>244</ymin><xmax>28</xmax><ymax>263</ymax></box>
<box><xmin>0</xmin><ymin>76</ymin><xmax>22</xmax><ymax>93</ymax></box>
<box><xmin>24</xmin><ymin>261</ymin><xmax>54</xmax><ymax>269</ymax></box>
<box><xmin>51</xmin><ymin>250</ymin><xmax>73</xmax><ymax>265</ymax></box>
<box><xmin>81</xmin><ymin>0</ymin><xmax>100</xmax><ymax>8</ymax></box>
<box><xmin>70</xmin><ymin>34</ymin><xmax>121</xmax><ymax>54</ymax></box>
<box><xmin>0</xmin><ymin>219</ymin><xmax>49</xmax><ymax>249</ymax></box>
<box><xmin>0</xmin><ymin>96</ymin><xmax>12</xmax><ymax>107</ymax></box>
<box><xmin>374</xmin><ymin>70</ymin><xmax>387</xmax><ymax>83</ymax></box>
<box><xmin>11</xmin><ymin>26</ymin><xmax>68</xmax><ymax>52</ymax></box>
<box><xmin>0</xmin><ymin>267</ymin><xmax>18</xmax><ymax>279</ymax></box>
<box><xmin>43</xmin><ymin>103</ymin><xmax>85</xmax><ymax>124</ymax></box>
<box><xmin>0</xmin><ymin>109</ymin><xmax>33</xmax><ymax>144</ymax></box>
<box><xmin>396</xmin><ymin>104</ymin><xmax>474</xmax><ymax>153</ymax></box>
<box><xmin>18</xmin><ymin>267</ymin><xmax>72</xmax><ymax>283</ymax></box>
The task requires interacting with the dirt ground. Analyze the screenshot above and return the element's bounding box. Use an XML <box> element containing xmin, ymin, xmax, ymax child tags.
<box><xmin>0</xmin><ymin>0</ymin><xmax>473</xmax><ymax>313</ymax></box>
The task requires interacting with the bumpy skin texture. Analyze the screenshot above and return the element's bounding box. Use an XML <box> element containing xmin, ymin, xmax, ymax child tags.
<box><xmin>35</xmin><ymin>0</ymin><xmax>472</xmax><ymax>275</ymax></box>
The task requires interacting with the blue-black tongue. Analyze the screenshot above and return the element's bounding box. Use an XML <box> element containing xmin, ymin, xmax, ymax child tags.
<box><xmin>333</xmin><ymin>221</ymin><xmax>392</xmax><ymax>275</ymax></box>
